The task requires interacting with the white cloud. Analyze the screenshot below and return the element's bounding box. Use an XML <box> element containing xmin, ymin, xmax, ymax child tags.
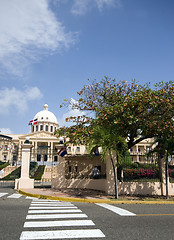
<box><xmin>58</xmin><ymin>98</ymin><xmax>85</xmax><ymax>127</ymax></box>
<box><xmin>0</xmin><ymin>87</ymin><xmax>43</xmax><ymax>115</ymax></box>
<box><xmin>0</xmin><ymin>128</ymin><xmax>13</xmax><ymax>134</ymax></box>
<box><xmin>71</xmin><ymin>0</ymin><xmax>121</xmax><ymax>15</ymax></box>
<box><xmin>0</xmin><ymin>0</ymin><xmax>75</xmax><ymax>76</ymax></box>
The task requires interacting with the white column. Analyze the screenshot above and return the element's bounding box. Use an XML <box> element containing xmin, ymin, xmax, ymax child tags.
<box><xmin>15</xmin><ymin>142</ymin><xmax>34</xmax><ymax>190</ymax></box>
<box><xmin>136</xmin><ymin>145</ymin><xmax>139</xmax><ymax>162</ymax></box>
<box><xmin>48</xmin><ymin>141</ymin><xmax>51</xmax><ymax>162</ymax></box>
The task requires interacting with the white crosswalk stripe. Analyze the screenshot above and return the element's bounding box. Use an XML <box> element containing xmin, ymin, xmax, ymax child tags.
<box><xmin>7</xmin><ymin>193</ymin><xmax>22</xmax><ymax>198</ymax></box>
<box><xmin>20</xmin><ymin>229</ymin><xmax>105</xmax><ymax>239</ymax></box>
<box><xmin>20</xmin><ymin>199</ymin><xmax>105</xmax><ymax>239</ymax></box>
<box><xmin>25</xmin><ymin>196</ymin><xmax>39</xmax><ymax>200</ymax></box>
<box><xmin>0</xmin><ymin>192</ymin><xmax>8</xmax><ymax>197</ymax></box>
<box><xmin>30</xmin><ymin>202</ymin><xmax>74</xmax><ymax>206</ymax></box>
<box><xmin>26</xmin><ymin>213</ymin><xmax>88</xmax><ymax>219</ymax></box>
<box><xmin>29</xmin><ymin>206</ymin><xmax>78</xmax><ymax>209</ymax></box>
<box><xmin>96</xmin><ymin>203</ymin><xmax>136</xmax><ymax>216</ymax></box>
<box><xmin>28</xmin><ymin>209</ymin><xmax>82</xmax><ymax>214</ymax></box>
<box><xmin>24</xmin><ymin>219</ymin><xmax>95</xmax><ymax>228</ymax></box>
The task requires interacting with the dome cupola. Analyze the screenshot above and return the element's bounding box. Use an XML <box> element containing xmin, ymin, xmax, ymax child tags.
<box><xmin>31</xmin><ymin>104</ymin><xmax>59</xmax><ymax>133</ymax></box>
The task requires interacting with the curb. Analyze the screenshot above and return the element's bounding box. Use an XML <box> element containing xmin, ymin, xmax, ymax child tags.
<box><xmin>18</xmin><ymin>189</ymin><xmax>174</xmax><ymax>204</ymax></box>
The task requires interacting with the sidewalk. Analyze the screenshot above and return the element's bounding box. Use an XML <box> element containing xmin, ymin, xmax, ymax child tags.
<box><xmin>19</xmin><ymin>188</ymin><xmax>174</xmax><ymax>204</ymax></box>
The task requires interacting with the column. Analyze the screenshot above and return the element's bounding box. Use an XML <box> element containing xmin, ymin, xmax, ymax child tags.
<box><xmin>48</xmin><ymin>141</ymin><xmax>51</xmax><ymax>162</ymax></box>
<box><xmin>15</xmin><ymin>140</ymin><xmax>34</xmax><ymax>190</ymax></box>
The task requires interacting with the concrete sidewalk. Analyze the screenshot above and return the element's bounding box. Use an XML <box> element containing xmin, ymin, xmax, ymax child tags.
<box><xmin>18</xmin><ymin>188</ymin><xmax>174</xmax><ymax>204</ymax></box>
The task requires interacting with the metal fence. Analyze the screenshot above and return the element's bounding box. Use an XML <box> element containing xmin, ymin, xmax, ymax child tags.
<box><xmin>0</xmin><ymin>180</ymin><xmax>15</xmax><ymax>188</ymax></box>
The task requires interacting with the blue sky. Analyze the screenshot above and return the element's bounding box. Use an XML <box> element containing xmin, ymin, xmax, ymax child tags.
<box><xmin>0</xmin><ymin>0</ymin><xmax>174</xmax><ymax>134</ymax></box>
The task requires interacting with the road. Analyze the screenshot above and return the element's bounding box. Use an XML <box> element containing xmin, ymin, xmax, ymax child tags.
<box><xmin>0</xmin><ymin>188</ymin><xmax>174</xmax><ymax>240</ymax></box>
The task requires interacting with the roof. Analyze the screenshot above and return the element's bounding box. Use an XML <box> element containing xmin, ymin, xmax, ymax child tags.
<box><xmin>0</xmin><ymin>134</ymin><xmax>12</xmax><ymax>141</ymax></box>
<box><xmin>34</xmin><ymin>104</ymin><xmax>58</xmax><ymax>124</ymax></box>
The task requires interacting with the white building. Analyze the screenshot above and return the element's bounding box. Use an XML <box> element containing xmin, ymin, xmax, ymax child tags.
<box><xmin>1</xmin><ymin>104</ymin><xmax>60</xmax><ymax>166</ymax></box>
<box><xmin>0</xmin><ymin>104</ymin><xmax>157</xmax><ymax>166</ymax></box>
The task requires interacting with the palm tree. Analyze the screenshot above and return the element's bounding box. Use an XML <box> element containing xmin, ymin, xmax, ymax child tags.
<box><xmin>87</xmin><ymin>125</ymin><xmax>128</xmax><ymax>199</ymax></box>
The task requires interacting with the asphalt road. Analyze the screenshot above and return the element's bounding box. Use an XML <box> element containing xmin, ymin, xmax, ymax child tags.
<box><xmin>0</xmin><ymin>188</ymin><xmax>31</xmax><ymax>240</ymax></box>
<box><xmin>0</xmin><ymin>188</ymin><xmax>174</xmax><ymax>240</ymax></box>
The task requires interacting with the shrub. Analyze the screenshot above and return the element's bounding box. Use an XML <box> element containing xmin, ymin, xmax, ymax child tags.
<box><xmin>2</xmin><ymin>167</ymin><xmax>21</xmax><ymax>180</ymax></box>
<box><xmin>2</xmin><ymin>162</ymin><xmax>39</xmax><ymax>181</ymax></box>
<box><xmin>29</xmin><ymin>162</ymin><xmax>38</xmax><ymax>178</ymax></box>
<box><xmin>169</xmin><ymin>169</ymin><xmax>174</xmax><ymax>178</ymax></box>
<box><xmin>0</xmin><ymin>163</ymin><xmax>10</xmax><ymax>169</ymax></box>
<box><xmin>123</xmin><ymin>168</ymin><xmax>159</xmax><ymax>180</ymax></box>
<box><xmin>34</xmin><ymin>165</ymin><xmax>45</xmax><ymax>180</ymax></box>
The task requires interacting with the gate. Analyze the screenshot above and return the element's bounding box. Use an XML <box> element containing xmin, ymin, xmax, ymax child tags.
<box><xmin>0</xmin><ymin>180</ymin><xmax>15</xmax><ymax>188</ymax></box>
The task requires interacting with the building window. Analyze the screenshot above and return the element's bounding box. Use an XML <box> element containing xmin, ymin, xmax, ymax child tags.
<box><xmin>54</xmin><ymin>156</ymin><xmax>58</xmax><ymax>162</ymax></box>
<box><xmin>4</xmin><ymin>145</ymin><xmax>8</xmax><ymax>150</ymax></box>
<box><xmin>44</xmin><ymin>154</ymin><xmax>47</xmax><ymax>161</ymax></box>
<box><xmin>50</xmin><ymin>126</ymin><xmax>53</xmax><ymax>132</ymax></box>
<box><xmin>46</xmin><ymin>125</ymin><xmax>48</xmax><ymax>131</ymax></box>
<box><xmin>32</xmin><ymin>126</ymin><xmax>34</xmax><ymax>132</ymax></box>
<box><xmin>40</xmin><ymin>125</ymin><xmax>43</xmax><ymax>131</ymax></box>
<box><xmin>75</xmin><ymin>166</ymin><xmax>78</xmax><ymax>172</ymax></box>
<box><xmin>36</xmin><ymin>125</ymin><xmax>38</xmax><ymax>131</ymax></box>
<box><xmin>37</xmin><ymin>154</ymin><xmax>41</xmax><ymax>161</ymax></box>
<box><xmin>67</xmin><ymin>147</ymin><xmax>71</xmax><ymax>152</ymax></box>
<box><xmin>76</xmin><ymin>147</ymin><xmax>80</xmax><ymax>152</ymax></box>
<box><xmin>4</xmin><ymin>155</ymin><xmax>7</xmax><ymax>161</ymax></box>
<box><xmin>69</xmin><ymin>166</ymin><xmax>71</xmax><ymax>173</ymax></box>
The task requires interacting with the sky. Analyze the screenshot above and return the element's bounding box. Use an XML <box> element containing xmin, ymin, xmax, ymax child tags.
<box><xmin>0</xmin><ymin>0</ymin><xmax>174</xmax><ymax>134</ymax></box>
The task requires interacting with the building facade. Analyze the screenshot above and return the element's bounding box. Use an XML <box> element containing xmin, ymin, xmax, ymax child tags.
<box><xmin>0</xmin><ymin>104</ymin><xmax>158</xmax><ymax>167</ymax></box>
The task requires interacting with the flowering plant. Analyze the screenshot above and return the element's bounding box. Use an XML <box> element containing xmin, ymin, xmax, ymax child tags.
<box><xmin>124</xmin><ymin>168</ymin><xmax>159</xmax><ymax>180</ymax></box>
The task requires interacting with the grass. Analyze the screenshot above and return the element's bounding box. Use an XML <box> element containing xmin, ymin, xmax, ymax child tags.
<box><xmin>1</xmin><ymin>162</ymin><xmax>45</xmax><ymax>181</ymax></box>
<box><xmin>2</xmin><ymin>167</ymin><xmax>21</xmax><ymax>181</ymax></box>
<box><xmin>0</xmin><ymin>161</ymin><xmax>9</xmax><ymax>169</ymax></box>
<box><xmin>34</xmin><ymin>165</ymin><xmax>46</xmax><ymax>180</ymax></box>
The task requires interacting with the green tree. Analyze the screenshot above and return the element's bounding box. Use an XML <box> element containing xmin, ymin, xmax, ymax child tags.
<box><xmin>55</xmin><ymin>77</ymin><xmax>174</xmax><ymax>197</ymax></box>
<box><xmin>151</xmin><ymin>136</ymin><xmax>174</xmax><ymax>199</ymax></box>
<box><xmin>70</xmin><ymin>78</ymin><xmax>174</xmax><ymax>149</ymax></box>
<box><xmin>56</xmin><ymin>121</ymin><xmax>128</xmax><ymax>199</ymax></box>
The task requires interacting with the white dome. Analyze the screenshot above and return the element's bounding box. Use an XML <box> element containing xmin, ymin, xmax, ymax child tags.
<box><xmin>34</xmin><ymin>104</ymin><xmax>58</xmax><ymax>124</ymax></box>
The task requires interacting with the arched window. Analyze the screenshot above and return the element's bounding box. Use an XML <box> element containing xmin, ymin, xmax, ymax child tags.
<box><xmin>50</xmin><ymin>126</ymin><xmax>53</xmax><ymax>132</ymax></box>
<box><xmin>46</xmin><ymin>125</ymin><xmax>48</xmax><ymax>131</ymax></box>
<box><xmin>40</xmin><ymin>125</ymin><xmax>43</xmax><ymax>131</ymax></box>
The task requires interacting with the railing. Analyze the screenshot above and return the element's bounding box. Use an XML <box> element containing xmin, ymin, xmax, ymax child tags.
<box><xmin>0</xmin><ymin>180</ymin><xmax>15</xmax><ymax>188</ymax></box>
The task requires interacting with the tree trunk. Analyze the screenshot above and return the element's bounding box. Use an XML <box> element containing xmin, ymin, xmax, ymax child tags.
<box><xmin>109</xmin><ymin>149</ymin><xmax>118</xmax><ymax>199</ymax></box>
<box><xmin>165</xmin><ymin>151</ymin><xmax>169</xmax><ymax>199</ymax></box>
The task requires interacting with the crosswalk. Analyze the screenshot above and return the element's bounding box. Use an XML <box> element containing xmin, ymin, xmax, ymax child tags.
<box><xmin>0</xmin><ymin>192</ymin><xmax>39</xmax><ymax>200</ymax></box>
<box><xmin>20</xmin><ymin>199</ymin><xmax>105</xmax><ymax>239</ymax></box>
<box><xmin>0</xmin><ymin>192</ymin><xmax>24</xmax><ymax>199</ymax></box>
<box><xmin>96</xmin><ymin>203</ymin><xmax>136</xmax><ymax>216</ymax></box>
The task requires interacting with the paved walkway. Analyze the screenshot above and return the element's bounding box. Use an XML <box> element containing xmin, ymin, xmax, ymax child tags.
<box><xmin>19</xmin><ymin>188</ymin><xmax>174</xmax><ymax>204</ymax></box>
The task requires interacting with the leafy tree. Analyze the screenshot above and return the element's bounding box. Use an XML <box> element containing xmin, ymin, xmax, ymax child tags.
<box><xmin>55</xmin><ymin>77</ymin><xmax>174</xmax><ymax>197</ymax></box>
<box><xmin>151</xmin><ymin>136</ymin><xmax>174</xmax><ymax>199</ymax></box>
<box><xmin>63</xmin><ymin>78</ymin><xmax>174</xmax><ymax>148</ymax></box>
<box><xmin>86</xmin><ymin>125</ymin><xmax>129</xmax><ymax>199</ymax></box>
<box><xmin>56</xmin><ymin>121</ymin><xmax>128</xmax><ymax>199</ymax></box>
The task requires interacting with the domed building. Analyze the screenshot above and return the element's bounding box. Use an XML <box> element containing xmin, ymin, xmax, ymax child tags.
<box><xmin>1</xmin><ymin>104</ymin><xmax>170</xmax><ymax>196</ymax></box>
<box><xmin>31</xmin><ymin>104</ymin><xmax>59</xmax><ymax>134</ymax></box>
<box><xmin>5</xmin><ymin>104</ymin><xmax>61</xmax><ymax>166</ymax></box>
